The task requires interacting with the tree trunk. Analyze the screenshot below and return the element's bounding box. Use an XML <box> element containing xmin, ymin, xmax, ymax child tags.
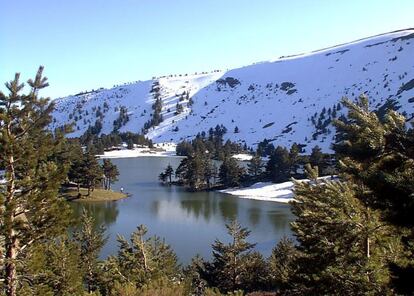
<box><xmin>5</xmin><ymin>151</ymin><xmax>18</xmax><ymax>296</ymax></box>
<box><xmin>5</xmin><ymin>238</ymin><xmax>17</xmax><ymax>296</ymax></box>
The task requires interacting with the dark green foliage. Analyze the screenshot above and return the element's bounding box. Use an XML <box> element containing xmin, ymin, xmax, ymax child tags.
<box><xmin>0</xmin><ymin>67</ymin><xmax>72</xmax><ymax>296</ymax></box>
<box><xmin>203</xmin><ymin>220</ymin><xmax>256</xmax><ymax>293</ymax></box>
<box><xmin>73</xmin><ymin>209</ymin><xmax>107</xmax><ymax>293</ymax></box>
<box><xmin>289</xmin><ymin>143</ymin><xmax>301</xmax><ymax>177</ymax></box>
<box><xmin>22</xmin><ymin>237</ymin><xmax>84</xmax><ymax>296</ymax></box>
<box><xmin>176</xmin><ymin>140</ymin><xmax>194</xmax><ymax>156</ymax></box>
<box><xmin>287</xmin><ymin>96</ymin><xmax>414</xmax><ymax>295</ymax></box>
<box><xmin>268</xmin><ymin>236</ymin><xmax>299</xmax><ymax>291</ymax></box>
<box><xmin>102</xmin><ymin>159</ymin><xmax>119</xmax><ymax>190</ymax></box>
<box><xmin>265</xmin><ymin>146</ymin><xmax>291</xmax><ymax>183</ymax></box>
<box><xmin>112</xmin><ymin>106</ymin><xmax>129</xmax><ymax>132</ymax></box>
<box><xmin>219</xmin><ymin>157</ymin><xmax>245</xmax><ymax>187</ymax></box>
<box><xmin>290</xmin><ymin>166</ymin><xmax>399</xmax><ymax>295</ymax></box>
<box><xmin>332</xmin><ymin>95</ymin><xmax>414</xmax><ymax>293</ymax></box>
<box><xmin>175</xmin><ymin>102</ymin><xmax>184</xmax><ymax>114</ymax></box>
<box><xmin>256</xmin><ymin>139</ymin><xmax>275</xmax><ymax>157</ymax></box>
<box><xmin>83</xmin><ymin>119</ymin><xmax>103</xmax><ymax>137</ymax></box>
<box><xmin>308</xmin><ymin>145</ymin><xmax>332</xmax><ymax>175</ymax></box>
<box><xmin>176</xmin><ymin>124</ymin><xmax>244</xmax><ymax>160</ymax></box>
<box><xmin>175</xmin><ymin>152</ymin><xmax>213</xmax><ymax>190</ymax></box>
<box><xmin>142</xmin><ymin>85</ymin><xmax>164</xmax><ymax>132</ymax></box>
<box><xmin>99</xmin><ymin>225</ymin><xmax>180</xmax><ymax>293</ymax></box>
<box><xmin>247</xmin><ymin>154</ymin><xmax>263</xmax><ymax>178</ymax></box>
<box><xmin>159</xmin><ymin>164</ymin><xmax>174</xmax><ymax>184</ymax></box>
<box><xmin>80</xmin><ymin>130</ymin><xmax>152</xmax><ymax>154</ymax></box>
<box><xmin>182</xmin><ymin>255</ymin><xmax>208</xmax><ymax>296</ymax></box>
<box><xmin>333</xmin><ymin>95</ymin><xmax>414</xmax><ymax>226</ymax></box>
<box><xmin>68</xmin><ymin>150</ymin><xmax>103</xmax><ymax>195</ymax></box>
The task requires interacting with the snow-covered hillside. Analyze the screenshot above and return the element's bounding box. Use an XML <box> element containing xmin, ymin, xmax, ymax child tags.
<box><xmin>50</xmin><ymin>29</ymin><xmax>414</xmax><ymax>152</ymax></box>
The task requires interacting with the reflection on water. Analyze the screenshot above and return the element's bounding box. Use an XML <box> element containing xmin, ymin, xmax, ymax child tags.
<box><xmin>71</xmin><ymin>201</ymin><xmax>119</xmax><ymax>228</ymax></box>
<box><xmin>71</xmin><ymin>156</ymin><xmax>295</xmax><ymax>263</ymax></box>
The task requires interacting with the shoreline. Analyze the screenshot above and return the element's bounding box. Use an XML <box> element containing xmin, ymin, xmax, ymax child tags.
<box><xmin>61</xmin><ymin>187</ymin><xmax>128</xmax><ymax>202</ymax></box>
<box><xmin>220</xmin><ymin>181</ymin><xmax>295</xmax><ymax>204</ymax></box>
<box><xmin>97</xmin><ymin>142</ymin><xmax>181</xmax><ymax>159</ymax></box>
<box><xmin>220</xmin><ymin>176</ymin><xmax>335</xmax><ymax>204</ymax></box>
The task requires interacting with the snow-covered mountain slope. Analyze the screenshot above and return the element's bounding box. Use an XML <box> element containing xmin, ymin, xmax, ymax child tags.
<box><xmin>50</xmin><ymin>29</ymin><xmax>414</xmax><ymax>152</ymax></box>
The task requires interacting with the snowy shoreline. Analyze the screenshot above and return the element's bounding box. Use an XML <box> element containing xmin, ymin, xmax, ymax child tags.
<box><xmin>220</xmin><ymin>181</ymin><xmax>295</xmax><ymax>204</ymax></box>
<box><xmin>97</xmin><ymin>142</ymin><xmax>182</xmax><ymax>159</ymax></box>
<box><xmin>221</xmin><ymin>176</ymin><xmax>335</xmax><ymax>203</ymax></box>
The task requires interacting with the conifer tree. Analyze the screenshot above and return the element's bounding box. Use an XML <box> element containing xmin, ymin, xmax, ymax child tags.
<box><xmin>158</xmin><ymin>171</ymin><xmax>167</xmax><ymax>183</ymax></box>
<box><xmin>289</xmin><ymin>143</ymin><xmax>301</xmax><ymax>176</ymax></box>
<box><xmin>73</xmin><ymin>209</ymin><xmax>107</xmax><ymax>293</ymax></box>
<box><xmin>82</xmin><ymin>151</ymin><xmax>104</xmax><ymax>195</ymax></box>
<box><xmin>290</xmin><ymin>165</ymin><xmax>401</xmax><ymax>294</ymax></box>
<box><xmin>265</xmin><ymin>146</ymin><xmax>291</xmax><ymax>183</ymax></box>
<box><xmin>309</xmin><ymin>145</ymin><xmax>327</xmax><ymax>174</ymax></box>
<box><xmin>100</xmin><ymin>225</ymin><xmax>179</xmax><ymax>292</ymax></box>
<box><xmin>0</xmin><ymin>67</ymin><xmax>72</xmax><ymax>296</ymax></box>
<box><xmin>102</xmin><ymin>159</ymin><xmax>119</xmax><ymax>190</ymax></box>
<box><xmin>219</xmin><ymin>157</ymin><xmax>245</xmax><ymax>187</ymax></box>
<box><xmin>247</xmin><ymin>154</ymin><xmax>263</xmax><ymax>178</ymax></box>
<box><xmin>332</xmin><ymin>95</ymin><xmax>414</xmax><ymax>293</ymax></box>
<box><xmin>268</xmin><ymin>236</ymin><xmax>299</xmax><ymax>291</ymax></box>
<box><xmin>164</xmin><ymin>164</ymin><xmax>174</xmax><ymax>184</ymax></box>
<box><xmin>22</xmin><ymin>236</ymin><xmax>84</xmax><ymax>296</ymax></box>
<box><xmin>204</xmin><ymin>220</ymin><xmax>256</xmax><ymax>293</ymax></box>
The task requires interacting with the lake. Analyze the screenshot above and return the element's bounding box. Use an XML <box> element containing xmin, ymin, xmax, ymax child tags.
<box><xmin>71</xmin><ymin>156</ymin><xmax>295</xmax><ymax>264</ymax></box>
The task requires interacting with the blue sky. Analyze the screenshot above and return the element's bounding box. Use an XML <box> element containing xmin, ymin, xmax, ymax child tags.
<box><xmin>1</xmin><ymin>0</ymin><xmax>413</xmax><ymax>98</ymax></box>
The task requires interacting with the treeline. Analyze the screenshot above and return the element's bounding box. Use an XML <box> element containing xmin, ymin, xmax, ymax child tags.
<box><xmin>176</xmin><ymin>124</ymin><xmax>246</xmax><ymax>160</ymax></box>
<box><xmin>80</xmin><ymin>131</ymin><xmax>153</xmax><ymax>155</ymax></box>
<box><xmin>164</xmin><ymin>139</ymin><xmax>334</xmax><ymax>191</ymax></box>
<box><xmin>65</xmin><ymin>142</ymin><xmax>119</xmax><ymax>195</ymax></box>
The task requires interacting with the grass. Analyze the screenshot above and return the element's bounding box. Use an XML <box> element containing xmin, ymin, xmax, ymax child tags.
<box><xmin>61</xmin><ymin>187</ymin><xmax>127</xmax><ymax>202</ymax></box>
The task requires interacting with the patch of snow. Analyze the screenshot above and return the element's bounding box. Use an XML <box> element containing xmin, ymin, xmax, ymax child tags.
<box><xmin>232</xmin><ymin>153</ymin><xmax>253</xmax><ymax>161</ymax></box>
<box><xmin>220</xmin><ymin>176</ymin><xmax>335</xmax><ymax>203</ymax></box>
<box><xmin>98</xmin><ymin>142</ymin><xmax>180</xmax><ymax>159</ymax></box>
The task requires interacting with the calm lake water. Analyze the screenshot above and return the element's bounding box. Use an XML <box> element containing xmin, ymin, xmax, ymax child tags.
<box><xmin>71</xmin><ymin>157</ymin><xmax>295</xmax><ymax>264</ymax></box>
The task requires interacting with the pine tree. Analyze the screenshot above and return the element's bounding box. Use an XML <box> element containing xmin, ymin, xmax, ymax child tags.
<box><xmin>309</xmin><ymin>145</ymin><xmax>327</xmax><ymax>174</ymax></box>
<box><xmin>102</xmin><ymin>159</ymin><xmax>119</xmax><ymax>190</ymax></box>
<box><xmin>0</xmin><ymin>67</ymin><xmax>72</xmax><ymax>296</ymax></box>
<box><xmin>289</xmin><ymin>165</ymin><xmax>401</xmax><ymax>295</ymax></box>
<box><xmin>82</xmin><ymin>151</ymin><xmax>104</xmax><ymax>195</ymax></box>
<box><xmin>332</xmin><ymin>95</ymin><xmax>414</xmax><ymax>293</ymax></box>
<box><xmin>247</xmin><ymin>154</ymin><xmax>263</xmax><ymax>178</ymax></box>
<box><xmin>100</xmin><ymin>225</ymin><xmax>179</xmax><ymax>292</ymax></box>
<box><xmin>268</xmin><ymin>236</ymin><xmax>299</xmax><ymax>291</ymax></box>
<box><xmin>164</xmin><ymin>164</ymin><xmax>174</xmax><ymax>184</ymax></box>
<box><xmin>265</xmin><ymin>146</ymin><xmax>291</xmax><ymax>183</ymax></box>
<box><xmin>73</xmin><ymin>209</ymin><xmax>107</xmax><ymax>293</ymax></box>
<box><xmin>219</xmin><ymin>157</ymin><xmax>245</xmax><ymax>187</ymax></box>
<box><xmin>22</xmin><ymin>236</ymin><xmax>84</xmax><ymax>296</ymax></box>
<box><xmin>204</xmin><ymin>220</ymin><xmax>256</xmax><ymax>293</ymax></box>
<box><xmin>158</xmin><ymin>172</ymin><xmax>167</xmax><ymax>183</ymax></box>
<box><xmin>289</xmin><ymin>143</ymin><xmax>301</xmax><ymax>176</ymax></box>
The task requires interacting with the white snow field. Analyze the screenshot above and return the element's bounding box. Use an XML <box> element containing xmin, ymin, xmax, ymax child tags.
<box><xmin>51</xmin><ymin>29</ymin><xmax>414</xmax><ymax>153</ymax></box>
<box><xmin>98</xmin><ymin>142</ymin><xmax>179</xmax><ymax>159</ymax></box>
<box><xmin>220</xmin><ymin>176</ymin><xmax>335</xmax><ymax>203</ymax></box>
